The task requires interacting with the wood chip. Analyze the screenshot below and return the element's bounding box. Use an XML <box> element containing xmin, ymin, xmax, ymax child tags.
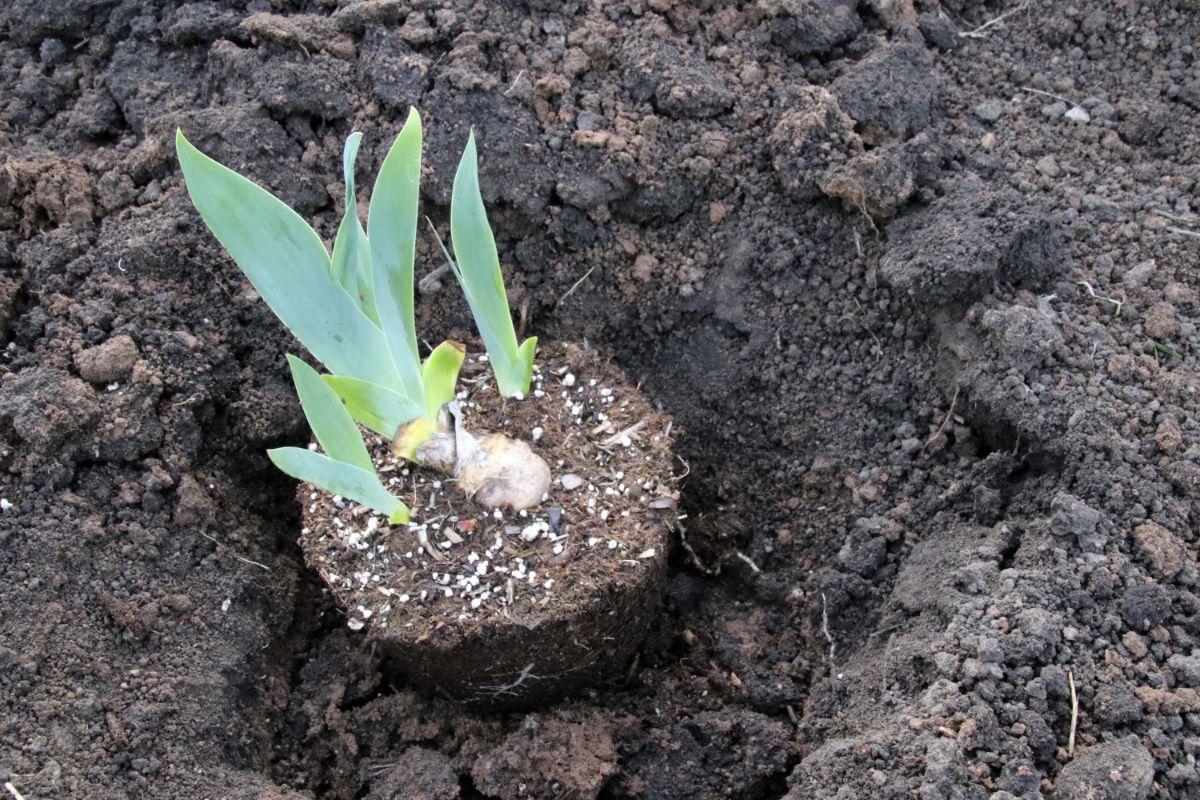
<box><xmin>600</xmin><ymin>420</ymin><xmax>646</xmax><ymax>447</ymax></box>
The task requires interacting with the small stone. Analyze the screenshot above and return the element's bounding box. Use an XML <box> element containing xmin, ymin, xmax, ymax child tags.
<box><xmin>974</xmin><ymin>99</ymin><xmax>1004</xmax><ymax>122</ymax></box>
<box><xmin>1081</xmin><ymin>193</ymin><xmax>1122</xmax><ymax>222</ymax></box>
<box><xmin>1035</xmin><ymin>156</ymin><xmax>1061</xmax><ymax>178</ymax></box>
<box><xmin>1064</xmin><ymin>106</ymin><xmax>1091</xmax><ymax>123</ymax></box>
<box><xmin>1040</xmin><ymin>100</ymin><xmax>1068</xmax><ymax>118</ymax></box>
<box><xmin>917</xmin><ymin>11</ymin><xmax>960</xmax><ymax>50</ymax></box>
<box><xmin>981</xmin><ymin>132</ymin><xmax>997</xmax><ymax>149</ymax></box>
<box><xmin>560</xmin><ymin>474</ymin><xmax>583</xmax><ymax>491</ymax></box>
<box><xmin>1083</xmin><ymin>97</ymin><xmax>1117</xmax><ymax>121</ymax></box>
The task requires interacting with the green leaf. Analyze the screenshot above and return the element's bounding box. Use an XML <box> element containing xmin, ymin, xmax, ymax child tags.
<box><xmin>448</xmin><ymin>131</ymin><xmax>536</xmax><ymax>397</ymax></box>
<box><xmin>286</xmin><ymin>355</ymin><xmax>372</xmax><ymax>472</ymax></box>
<box><xmin>268</xmin><ymin>446</ymin><xmax>409</xmax><ymax>524</ymax></box>
<box><xmin>330</xmin><ymin>132</ymin><xmax>377</xmax><ymax>323</ymax></box>
<box><xmin>368</xmin><ymin>108</ymin><xmax>424</xmax><ymax>397</ymax></box>
<box><xmin>176</xmin><ymin>130</ymin><xmax>399</xmax><ymax>390</ymax></box>
<box><xmin>510</xmin><ymin>336</ymin><xmax>538</xmax><ymax>398</ymax></box>
<box><xmin>323</xmin><ymin>375</ymin><xmax>425</xmax><ymax>438</ymax></box>
<box><xmin>421</xmin><ymin>340</ymin><xmax>466</xmax><ymax>417</ymax></box>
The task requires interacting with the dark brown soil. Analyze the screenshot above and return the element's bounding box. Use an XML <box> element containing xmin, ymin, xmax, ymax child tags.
<box><xmin>299</xmin><ymin>343</ymin><xmax>676</xmax><ymax>709</ymax></box>
<box><xmin>2</xmin><ymin>1</ymin><xmax>1199</xmax><ymax>799</ymax></box>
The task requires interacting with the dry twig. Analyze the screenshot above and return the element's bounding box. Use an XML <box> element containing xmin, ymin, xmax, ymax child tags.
<box><xmin>1019</xmin><ymin>85</ymin><xmax>1080</xmax><ymax>107</ymax></box>
<box><xmin>555</xmin><ymin>264</ymin><xmax>597</xmax><ymax>309</ymax></box>
<box><xmin>200</xmin><ymin>532</ymin><xmax>270</xmax><ymax>571</ymax></box>
<box><xmin>960</xmin><ymin>3</ymin><xmax>1027</xmax><ymax>38</ymax></box>
<box><xmin>600</xmin><ymin>420</ymin><xmax>646</xmax><ymax>448</ymax></box>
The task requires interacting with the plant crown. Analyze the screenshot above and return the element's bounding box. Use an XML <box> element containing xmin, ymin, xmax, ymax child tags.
<box><xmin>176</xmin><ymin>109</ymin><xmax>535</xmax><ymax>522</ymax></box>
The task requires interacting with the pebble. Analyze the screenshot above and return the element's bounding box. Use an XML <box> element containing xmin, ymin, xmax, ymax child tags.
<box><xmin>1035</xmin><ymin>156</ymin><xmax>1061</xmax><ymax>178</ymax></box>
<box><xmin>560</xmin><ymin>474</ymin><xmax>583</xmax><ymax>491</ymax></box>
<box><xmin>1040</xmin><ymin>100</ymin><xmax>1068</xmax><ymax>118</ymax></box>
<box><xmin>1083</xmin><ymin>97</ymin><xmax>1116</xmax><ymax>120</ymax></box>
<box><xmin>974</xmin><ymin>99</ymin><xmax>1004</xmax><ymax>122</ymax></box>
<box><xmin>1064</xmin><ymin>105</ymin><xmax>1091</xmax><ymax>123</ymax></box>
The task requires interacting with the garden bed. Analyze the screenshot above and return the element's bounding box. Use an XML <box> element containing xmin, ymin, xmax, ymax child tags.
<box><xmin>1</xmin><ymin>1</ymin><xmax>1198</xmax><ymax>798</ymax></box>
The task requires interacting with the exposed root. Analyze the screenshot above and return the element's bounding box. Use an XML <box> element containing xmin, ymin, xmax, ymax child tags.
<box><xmin>475</xmin><ymin>662</ymin><xmax>545</xmax><ymax>700</ymax></box>
<box><xmin>821</xmin><ymin>592</ymin><xmax>837</xmax><ymax>672</ymax></box>
<box><xmin>1067</xmin><ymin>669</ymin><xmax>1079</xmax><ymax>757</ymax></box>
<box><xmin>920</xmin><ymin>386</ymin><xmax>961</xmax><ymax>456</ymax></box>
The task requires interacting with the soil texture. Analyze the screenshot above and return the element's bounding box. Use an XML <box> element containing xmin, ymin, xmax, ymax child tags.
<box><xmin>2</xmin><ymin>1</ymin><xmax>1199</xmax><ymax>799</ymax></box>
<box><xmin>300</xmin><ymin>343</ymin><xmax>676</xmax><ymax>709</ymax></box>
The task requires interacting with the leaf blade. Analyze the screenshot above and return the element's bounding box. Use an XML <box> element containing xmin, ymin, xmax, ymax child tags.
<box><xmin>267</xmin><ymin>447</ymin><xmax>409</xmax><ymax>523</ymax></box>
<box><xmin>368</xmin><ymin>108</ymin><xmax>424</xmax><ymax>397</ymax></box>
<box><xmin>287</xmin><ymin>355</ymin><xmax>372</xmax><ymax>472</ymax></box>
<box><xmin>330</xmin><ymin>132</ymin><xmax>377</xmax><ymax>323</ymax></box>
<box><xmin>323</xmin><ymin>375</ymin><xmax>425</xmax><ymax>438</ymax></box>
<box><xmin>176</xmin><ymin>130</ymin><xmax>399</xmax><ymax>389</ymax></box>
<box><xmin>421</xmin><ymin>340</ymin><xmax>466</xmax><ymax>417</ymax></box>
<box><xmin>449</xmin><ymin>131</ymin><xmax>531</xmax><ymax>397</ymax></box>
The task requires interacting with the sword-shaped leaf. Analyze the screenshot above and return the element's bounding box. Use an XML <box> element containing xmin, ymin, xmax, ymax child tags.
<box><xmin>447</xmin><ymin>131</ymin><xmax>537</xmax><ymax>398</ymax></box>
<box><xmin>369</xmin><ymin>108</ymin><xmax>424</xmax><ymax>398</ymax></box>
<box><xmin>323</xmin><ymin>375</ymin><xmax>425</xmax><ymax>438</ymax></box>
<box><xmin>330</xmin><ymin>132</ymin><xmax>377</xmax><ymax>323</ymax></box>
<box><xmin>267</xmin><ymin>447</ymin><xmax>409</xmax><ymax>524</ymax></box>
<box><xmin>176</xmin><ymin>130</ymin><xmax>399</xmax><ymax>390</ymax></box>
<box><xmin>287</xmin><ymin>355</ymin><xmax>372</xmax><ymax>472</ymax></box>
<box><xmin>421</xmin><ymin>340</ymin><xmax>466</xmax><ymax>417</ymax></box>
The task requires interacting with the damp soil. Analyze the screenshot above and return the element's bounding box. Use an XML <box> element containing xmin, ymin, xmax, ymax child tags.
<box><xmin>300</xmin><ymin>343</ymin><xmax>675</xmax><ymax>709</ymax></box>
<box><xmin>2</xmin><ymin>1</ymin><xmax>1199</xmax><ymax>799</ymax></box>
